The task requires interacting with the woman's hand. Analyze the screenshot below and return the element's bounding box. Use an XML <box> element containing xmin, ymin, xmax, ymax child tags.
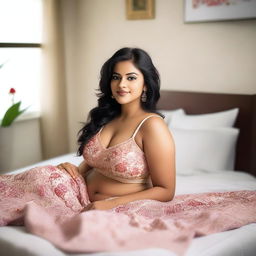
<box><xmin>56</xmin><ymin>162</ymin><xmax>80</xmax><ymax>179</ymax></box>
<box><xmin>83</xmin><ymin>199</ymin><xmax>118</xmax><ymax>211</ymax></box>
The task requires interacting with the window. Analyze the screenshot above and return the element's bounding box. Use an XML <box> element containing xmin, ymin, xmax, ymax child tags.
<box><xmin>0</xmin><ymin>0</ymin><xmax>43</xmax><ymax>119</ymax></box>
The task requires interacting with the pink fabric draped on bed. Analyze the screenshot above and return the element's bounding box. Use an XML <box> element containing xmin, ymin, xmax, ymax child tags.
<box><xmin>1</xmin><ymin>165</ymin><xmax>256</xmax><ymax>256</ymax></box>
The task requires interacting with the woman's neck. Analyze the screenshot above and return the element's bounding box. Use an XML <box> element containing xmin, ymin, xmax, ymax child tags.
<box><xmin>120</xmin><ymin>101</ymin><xmax>145</xmax><ymax>119</ymax></box>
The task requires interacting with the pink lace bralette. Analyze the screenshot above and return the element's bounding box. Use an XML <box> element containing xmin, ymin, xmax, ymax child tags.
<box><xmin>83</xmin><ymin>115</ymin><xmax>162</xmax><ymax>184</ymax></box>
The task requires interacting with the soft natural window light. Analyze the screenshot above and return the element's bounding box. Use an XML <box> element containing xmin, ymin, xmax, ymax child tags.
<box><xmin>0</xmin><ymin>0</ymin><xmax>42</xmax><ymax>43</ymax></box>
<box><xmin>0</xmin><ymin>48</ymin><xmax>41</xmax><ymax>119</ymax></box>
<box><xmin>0</xmin><ymin>0</ymin><xmax>43</xmax><ymax>120</ymax></box>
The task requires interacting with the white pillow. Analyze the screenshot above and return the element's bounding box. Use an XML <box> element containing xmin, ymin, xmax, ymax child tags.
<box><xmin>170</xmin><ymin>108</ymin><xmax>239</xmax><ymax>129</ymax></box>
<box><xmin>171</xmin><ymin>127</ymin><xmax>239</xmax><ymax>174</ymax></box>
<box><xmin>158</xmin><ymin>109</ymin><xmax>185</xmax><ymax>125</ymax></box>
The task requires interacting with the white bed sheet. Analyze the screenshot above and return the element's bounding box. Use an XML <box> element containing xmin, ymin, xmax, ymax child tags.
<box><xmin>0</xmin><ymin>153</ymin><xmax>256</xmax><ymax>256</ymax></box>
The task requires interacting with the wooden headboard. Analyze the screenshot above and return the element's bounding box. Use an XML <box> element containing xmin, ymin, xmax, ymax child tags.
<box><xmin>157</xmin><ymin>90</ymin><xmax>256</xmax><ymax>176</ymax></box>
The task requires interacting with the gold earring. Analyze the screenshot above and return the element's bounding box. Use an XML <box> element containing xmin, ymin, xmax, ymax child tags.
<box><xmin>141</xmin><ymin>91</ymin><xmax>147</xmax><ymax>102</ymax></box>
<box><xmin>111</xmin><ymin>95</ymin><xmax>114</xmax><ymax>99</ymax></box>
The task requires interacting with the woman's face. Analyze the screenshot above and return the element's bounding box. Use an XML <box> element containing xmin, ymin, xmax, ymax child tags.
<box><xmin>110</xmin><ymin>60</ymin><xmax>146</xmax><ymax>105</ymax></box>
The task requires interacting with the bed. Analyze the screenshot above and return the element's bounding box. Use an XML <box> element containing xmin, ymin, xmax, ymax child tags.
<box><xmin>0</xmin><ymin>90</ymin><xmax>256</xmax><ymax>256</ymax></box>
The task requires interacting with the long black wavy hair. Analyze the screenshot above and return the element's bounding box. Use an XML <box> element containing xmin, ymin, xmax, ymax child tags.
<box><xmin>77</xmin><ymin>47</ymin><xmax>161</xmax><ymax>155</ymax></box>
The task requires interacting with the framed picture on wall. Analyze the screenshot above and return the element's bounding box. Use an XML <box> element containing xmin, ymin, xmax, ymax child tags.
<box><xmin>126</xmin><ymin>0</ymin><xmax>155</xmax><ymax>20</ymax></box>
<box><xmin>184</xmin><ymin>0</ymin><xmax>256</xmax><ymax>22</ymax></box>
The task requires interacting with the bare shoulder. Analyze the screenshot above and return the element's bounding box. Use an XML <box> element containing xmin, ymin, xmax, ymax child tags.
<box><xmin>138</xmin><ymin>114</ymin><xmax>174</xmax><ymax>148</ymax></box>
<box><xmin>141</xmin><ymin>114</ymin><xmax>170</xmax><ymax>136</ymax></box>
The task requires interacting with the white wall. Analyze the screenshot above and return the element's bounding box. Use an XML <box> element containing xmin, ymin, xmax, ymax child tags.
<box><xmin>0</xmin><ymin>117</ymin><xmax>42</xmax><ymax>172</ymax></box>
<box><xmin>61</xmin><ymin>0</ymin><xmax>256</xmax><ymax>151</ymax></box>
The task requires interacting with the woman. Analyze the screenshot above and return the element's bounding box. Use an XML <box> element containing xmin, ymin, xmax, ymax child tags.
<box><xmin>1</xmin><ymin>49</ymin><xmax>255</xmax><ymax>255</ymax></box>
<box><xmin>0</xmin><ymin>48</ymin><xmax>175</xmax><ymax>226</ymax></box>
<box><xmin>57</xmin><ymin>47</ymin><xmax>176</xmax><ymax>210</ymax></box>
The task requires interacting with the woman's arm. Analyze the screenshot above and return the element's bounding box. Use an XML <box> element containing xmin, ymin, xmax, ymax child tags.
<box><xmin>84</xmin><ymin>116</ymin><xmax>176</xmax><ymax>210</ymax></box>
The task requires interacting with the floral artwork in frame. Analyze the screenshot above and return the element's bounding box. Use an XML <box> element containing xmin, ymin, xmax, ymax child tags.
<box><xmin>126</xmin><ymin>0</ymin><xmax>155</xmax><ymax>20</ymax></box>
<box><xmin>184</xmin><ymin>0</ymin><xmax>256</xmax><ymax>22</ymax></box>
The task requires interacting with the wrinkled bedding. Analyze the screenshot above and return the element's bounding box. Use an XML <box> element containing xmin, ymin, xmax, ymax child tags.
<box><xmin>0</xmin><ymin>163</ymin><xmax>256</xmax><ymax>256</ymax></box>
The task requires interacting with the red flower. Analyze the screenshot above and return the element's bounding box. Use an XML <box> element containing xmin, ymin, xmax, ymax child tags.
<box><xmin>9</xmin><ymin>88</ymin><xmax>16</xmax><ymax>94</ymax></box>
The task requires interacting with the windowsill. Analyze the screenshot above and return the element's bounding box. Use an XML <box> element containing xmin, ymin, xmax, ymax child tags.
<box><xmin>0</xmin><ymin>111</ymin><xmax>41</xmax><ymax>124</ymax></box>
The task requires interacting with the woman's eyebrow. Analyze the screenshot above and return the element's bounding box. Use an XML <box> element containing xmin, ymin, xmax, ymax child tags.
<box><xmin>125</xmin><ymin>72</ymin><xmax>138</xmax><ymax>76</ymax></box>
<box><xmin>113</xmin><ymin>72</ymin><xmax>138</xmax><ymax>76</ymax></box>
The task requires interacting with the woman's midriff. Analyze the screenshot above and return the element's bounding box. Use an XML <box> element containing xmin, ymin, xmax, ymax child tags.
<box><xmin>85</xmin><ymin>169</ymin><xmax>150</xmax><ymax>202</ymax></box>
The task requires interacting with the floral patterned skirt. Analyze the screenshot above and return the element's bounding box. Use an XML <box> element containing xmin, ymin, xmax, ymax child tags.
<box><xmin>0</xmin><ymin>166</ymin><xmax>256</xmax><ymax>254</ymax></box>
<box><xmin>0</xmin><ymin>165</ymin><xmax>90</xmax><ymax>226</ymax></box>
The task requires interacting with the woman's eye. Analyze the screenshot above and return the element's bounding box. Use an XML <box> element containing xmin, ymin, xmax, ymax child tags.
<box><xmin>112</xmin><ymin>75</ymin><xmax>120</xmax><ymax>80</ymax></box>
<box><xmin>127</xmin><ymin>76</ymin><xmax>136</xmax><ymax>81</ymax></box>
